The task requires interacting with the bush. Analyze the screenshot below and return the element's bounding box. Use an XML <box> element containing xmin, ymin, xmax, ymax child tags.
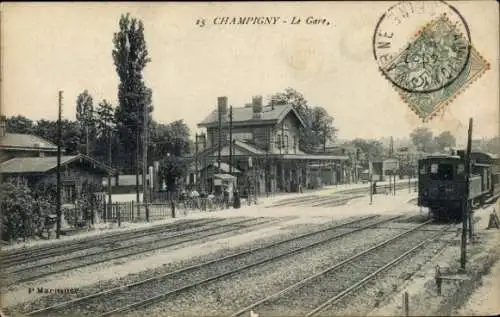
<box><xmin>1</xmin><ymin>182</ymin><xmax>52</xmax><ymax>242</ymax></box>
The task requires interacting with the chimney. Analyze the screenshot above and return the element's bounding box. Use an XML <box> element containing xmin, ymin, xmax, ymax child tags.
<box><xmin>217</xmin><ymin>96</ymin><xmax>228</xmax><ymax>116</ymax></box>
<box><xmin>0</xmin><ymin>115</ymin><xmax>6</xmax><ymax>137</ymax></box>
<box><xmin>270</xmin><ymin>97</ymin><xmax>275</xmax><ymax>110</ymax></box>
<box><xmin>252</xmin><ymin>95</ymin><xmax>263</xmax><ymax>118</ymax></box>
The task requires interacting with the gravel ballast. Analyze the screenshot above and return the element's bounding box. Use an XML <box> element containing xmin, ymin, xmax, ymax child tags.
<box><xmin>243</xmin><ymin>226</ymin><xmax>439</xmax><ymax>316</ymax></box>
<box><xmin>367</xmin><ymin>207</ymin><xmax>500</xmax><ymax>317</ymax></box>
<box><xmin>6</xmin><ymin>216</ymin><xmax>368</xmax><ymax>315</ymax></box>
<box><xmin>4</xmin><ymin>218</ymin><xmax>246</xmax><ymax>275</ymax></box>
<box><xmin>5</xmin><ymin>218</ymin><xmax>278</xmax><ymax>286</ymax></box>
<box><xmin>319</xmin><ymin>236</ymin><xmax>452</xmax><ymax>316</ymax></box>
<box><xmin>119</xmin><ymin>224</ymin><xmax>410</xmax><ymax>316</ymax></box>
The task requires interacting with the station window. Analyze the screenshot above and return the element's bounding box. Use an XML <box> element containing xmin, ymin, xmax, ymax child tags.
<box><xmin>419</xmin><ymin>165</ymin><xmax>426</xmax><ymax>175</ymax></box>
<box><xmin>430</xmin><ymin>163</ymin><xmax>438</xmax><ymax>174</ymax></box>
<box><xmin>430</xmin><ymin>163</ymin><xmax>454</xmax><ymax>181</ymax></box>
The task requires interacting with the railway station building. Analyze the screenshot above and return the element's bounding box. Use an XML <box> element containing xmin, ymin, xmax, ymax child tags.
<box><xmin>194</xmin><ymin>96</ymin><xmax>349</xmax><ymax>195</ymax></box>
<box><xmin>0</xmin><ymin>117</ymin><xmax>115</xmax><ymax>204</ymax></box>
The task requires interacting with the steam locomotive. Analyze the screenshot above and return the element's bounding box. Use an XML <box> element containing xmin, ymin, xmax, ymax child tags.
<box><xmin>418</xmin><ymin>151</ymin><xmax>500</xmax><ymax>220</ymax></box>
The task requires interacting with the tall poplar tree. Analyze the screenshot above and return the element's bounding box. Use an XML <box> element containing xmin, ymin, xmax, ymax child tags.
<box><xmin>112</xmin><ymin>13</ymin><xmax>153</xmax><ymax>172</ymax></box>
<box><xmin>75</xmin><ymin>90</ymin><xmax>95</xmax><ymax>155</ymax></box>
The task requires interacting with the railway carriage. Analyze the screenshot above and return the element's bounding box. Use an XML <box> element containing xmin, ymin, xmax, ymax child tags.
<box><xmin>418</xmin><ymin>151</ymin><xmax>500</xmax><ymax>220</ymax></box>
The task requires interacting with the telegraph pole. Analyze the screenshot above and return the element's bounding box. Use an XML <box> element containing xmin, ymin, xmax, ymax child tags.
<box><xmin>136</xmin><ymin>117</ymin><xmax>140</xmax><ymax>218</ymax></box>
<box><xmin>56</xmin><ymin>91</ymin><xmax>63</xmax><ymax>239</ymax></box>
<box><xmin>201</xmin><ymin>134</ymin><xmax>207</xmax><ymax>192</ymax></box>
<box><xmin>218</xmin><ymin>103</ymin><xmax>222</xmax><ymax>170</ymax></box>
<box><xmin>461</xmin><ymin>118</ymin><xmax>473</xmax><ymax>270</ymax></box>
<box><xmin>369</xmin><ymin>161</ymin><xmax>373</xmax><ymax>205</ymax></box>
<box><xmin>142</xmin><ymin>102</ymin><xmax>149</xmax><ymax>222</ymax></box>
<box><xmin>195</xmin><ymin>133</ymin><xmax>199</xmax><ymax>189</ymax></box>
<box><xmin>229</xmin><ymin>106</ymin><xmax>233</xmax><ymax>175</ymax></box>
<box><xmin>107</xmin><ymin>119</ymin><xmax>112</xmax><ymax>224</ymax></box>
<box><xmin>323</xmin><ymin>125</ymin><xmax>327</xmax><ymax>153</ymax></box>
<box><xmin>408</xmin><ymin>152</ymin><xmax>411</xmax><ymax>193</ymax></box>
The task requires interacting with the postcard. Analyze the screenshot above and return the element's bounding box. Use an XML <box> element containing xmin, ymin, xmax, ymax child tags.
<box><xmin>1</xmin><ymin>2</ymin><xmax>499</xmax><ymax>317</ymax></box>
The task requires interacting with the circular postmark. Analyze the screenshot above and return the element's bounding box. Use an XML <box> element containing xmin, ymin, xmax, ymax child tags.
<box><xmin>373</xmin><ymin>1</ymin><xmax>471</xmax><ymax>93</ymax></box>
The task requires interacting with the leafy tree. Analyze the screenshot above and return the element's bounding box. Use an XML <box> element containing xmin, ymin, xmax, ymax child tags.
<box><xmin>158</xmin><ymin>154</ymin><xmax>188</xmax><ymax>193</ymax></box>
<box><xmin>268</xmin><ymin>88</ymin><xmax>337</xmax><ymax>153</ymax></box>
<box><xmin>1</xmin><ymin>182</ymin><xmax>51</xmax><ymax>241</ymax></box>
<box><xmin>75</xmin><ymin>90</ymin><xmax>96</xmax><ymax>155</ymax></box>
<box><xmin>410</xmin><ymin>127</ymin><xmax>434</xmax><ymax>152</ymax></box>
<box><xmin>91</xmin><ymin>100</ymin><xmax>118</xmax><ymax>163</ymax></box>
<box><xmin>148</xmin><ymin>119</ymin><xmax>191</xmax><ymax>192</ymax></box>
<box><xmin>112</xmin><ymin>13</ymin><xmax>153</xmax><ymax>173</ymax></box>
<box><xmin>95</xmin><ymin>100</ymin><xmax>115</xmax><ymax>132</ymax></box>
<box><xmin>5</xmin><ymin>115</ymin><xmax>34</xmax><ymax>134</ymax></box>
<box><xmin>149</xmin><ymin>120</ymin><xmax>191</xmax><ymax>162</ymax></box>
<box><xmin>433</xmin><ymin>131</ymin><xmax>456</xmax><ymax>152</ymax></box>
<box><xmin>349</xmin><ymin>139</ymin><xmax>385</xmax><ymax>163</ymax></box>
<box><xmin>270</xmin><ymin>88</ymin><xmax>311</xmax><ymax>123</ymax></box>
<box><xmin>310</xmin><ymin>106</ymin><xmax>338</xmax><ymax>150</ymax></box>
<box><xmin>33</xmin><ymin>119</ymin><xmax>81</xmax><ymax>155</ymax></box>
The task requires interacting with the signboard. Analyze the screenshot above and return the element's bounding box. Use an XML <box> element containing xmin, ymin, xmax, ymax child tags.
<box><xmin>383</xmin><ymin>159</ymin><xmax>399</xmax><ymax>171</ymax></box>
<box><xmin>214</xmin><ymin>179</ymin><xmax>222</xmax><ymax>186</ymax></box>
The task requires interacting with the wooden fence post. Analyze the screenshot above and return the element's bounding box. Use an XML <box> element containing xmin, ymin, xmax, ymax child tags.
<box><xmin>402</xmin><ymin>291</ymin><xmax>409</xmax><ymax>316</ymax></box>
<box><xmin>131</xmin><ymin>201</ymin><xmax>134</xmax><ymax>221</ymax></box>
<box><xmin>117</xmin><ymin>203</ymin><xmax>121</xmax><ymax>227</ymax></box>
<box><xmin>435</xmin><ymin>265</ymin><xmax>442</xmax><ymax>295</ymax></box>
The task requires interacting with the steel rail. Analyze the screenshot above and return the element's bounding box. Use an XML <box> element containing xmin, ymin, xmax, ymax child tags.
<box><xmin>99</xmin><ymin>215</ymin><xmax>401</xmax><ymax>317</ymax></box>
<box><xmin>305</xmin><ymin>228</ymin><xmax>448</xmax><ymax>316</ymax></box>
<box><xmin>271</xmin><ymin>183</ymin><xmax>411</xmax><ymax>207</ymax></box>
<box><xmin>9</xmin><ymin>218</ymin><xmax>276</xmax><ymax>285</ymax></box>
<box><xmin>230</xmin><ymin>219</ymin><xmax>433</xmax><ymax>317</ymax></box>
<box><xmin>1</xmin><ymin>218</ymin><xmax>223</xmax><ymax>267</ymax></box>
<box><xmin>7</xmin><ymin>218</ymin><xmax>258</xmax><ymax>275</ymax></box>
<box><xmin>271</xmin><ymin>194</ymin><xmax>360</xmax><ymax>208</ymax></box>
<box><xmin>310</xmin><ymin>195</ymin><xmax>365</xmax><ymax>207</ymax></box>
<box><xmin>25</xmin><ymin>215</ymin><xmax>398</xmax><ymax>317</ymax></box>
<box><xmin>3</xmin><ymin>217</ymin><xmax>216</xmax><ymax>258</ymax></box>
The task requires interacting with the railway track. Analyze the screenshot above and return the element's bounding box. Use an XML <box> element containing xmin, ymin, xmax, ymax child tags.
<box><xmin>484</xmin><ymin>192</ymin><xmax>500</xmax><ymax>206</ymax></box>
<box><xmin>231</xmin><ymin>220</ymin><xmax>449</xmax><ymax>317</ymax></box>
<box><xmin>5</xmin><ymin>217</ymin><xmax>278</xmax><ymax>286</ymax></box>
<box><xmin>268</xmin><ymin>194</ymin><xmax>362</xmax><ymax>208</ymax></box>
<box><xmin>271</xmin><ymin>182</ymin><xmax>412</xmax><ymax>207</ymax></box>
<box><xmin>23</xmin><ymin>215</ymin><xmax>403</xmax><ymax>317</ymax></box>
<box><xmin>1</xmin><ymin>218</ymin><xmax>224</xmax><ymax>268</ymax></box>
<box><xmin>311</xmin><ymin>195</ymin><xmax>365</xmax><ymax>207</ymax></box>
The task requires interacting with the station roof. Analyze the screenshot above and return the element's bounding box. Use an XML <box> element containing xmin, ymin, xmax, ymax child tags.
<box><xmin>1</xmin><ymin>154</ymin><xmax>116</xmax><ymax>175</ymax></box>
<box><xmin>0</xmin><ymin>133</ymin><xmax>59</xmax><ymax>152</ymax></box>
<box><xmin>198</xmin><ymin>104</ymin><xmax>306</xmax><ymax>129</ymax></box>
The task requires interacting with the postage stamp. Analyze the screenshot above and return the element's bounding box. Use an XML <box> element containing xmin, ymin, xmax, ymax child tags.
<box><xmin>373</xmin><ymin>1</ymin><xmax>490</xmax><ymax>122</ymax></box>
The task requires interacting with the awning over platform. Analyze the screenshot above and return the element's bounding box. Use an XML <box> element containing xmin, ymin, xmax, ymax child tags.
<box><xmin>282</xmin><ymin>154</ymin><xmax>349</xmax><ymax>161</ymax></box>
<box><xmin>205</xmin><ymin>162</ymin><xmax>241</xmax><ymax>174</ymax></box>
<box><xmin>213</xmin><ymin>173</ymin><xmax>237</xmax><ymax>180</ymax></box>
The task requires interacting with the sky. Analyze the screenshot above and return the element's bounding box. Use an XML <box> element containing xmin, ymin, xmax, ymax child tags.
<box><xmin>2</xmin><ymin>1</ymin><xmax>499</xmax><ymax>147</ymax></box>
